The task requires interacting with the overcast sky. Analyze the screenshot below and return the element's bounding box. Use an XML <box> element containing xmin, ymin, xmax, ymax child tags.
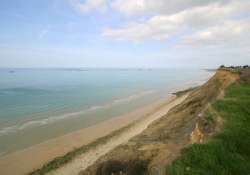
<box><xmin>0</xmin><ymin>0</ymin><xmax>249</xmax><ymax>68</ymax></box>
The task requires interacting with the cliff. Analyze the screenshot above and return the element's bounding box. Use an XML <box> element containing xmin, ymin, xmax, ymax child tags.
<box><xmin>166</xmin><ymin>68</ymin><xmax>250</xmax><ymax>175</ymax></box>
<box><xmin>81</xmin><ymin>69</ymin><xmax>240</xmax><ymax>175</ymax></box>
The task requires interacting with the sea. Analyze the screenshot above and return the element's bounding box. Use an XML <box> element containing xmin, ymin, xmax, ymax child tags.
<box><xmin>0</xmin><ymin>68</ymin><xmax>213</xmax><ymax>155</ymax></box>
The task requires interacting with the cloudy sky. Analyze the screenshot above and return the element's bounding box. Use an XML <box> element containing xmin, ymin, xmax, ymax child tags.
<box><xmin>0</xmin><ymin>0</ymin><xmax>249</xmax><ymax>68</ymax></box>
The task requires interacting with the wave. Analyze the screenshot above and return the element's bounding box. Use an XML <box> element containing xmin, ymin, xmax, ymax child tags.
<box><xmin>0</xmin><ymin>90</ymin><xmax>155</xmax><ymax>137</ymax></box>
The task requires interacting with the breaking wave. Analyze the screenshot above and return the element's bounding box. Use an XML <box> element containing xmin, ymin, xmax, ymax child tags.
<box><xmin>0</xmin><ymin>90</ymin><xmax>155</xmax><ymax>136</ymax></box>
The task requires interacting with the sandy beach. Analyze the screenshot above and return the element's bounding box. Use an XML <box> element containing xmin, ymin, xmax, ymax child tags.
<box><xmin>0</xmin><ymin>92</ymin><xmax>188</xmax><ymax>175</ymax></box>
<box><xmin>48</xmin><ymin>94</ymin><xmax>188</xmax><ymax>175</ymax></box>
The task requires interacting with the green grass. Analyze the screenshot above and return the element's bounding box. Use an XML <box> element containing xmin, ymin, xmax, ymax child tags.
<box><xmin>173</xmin><ymin>87</ymin><xmax>198</xmax><ymax>97</ymax></box>
<box><xmin>204</xmin><ymin>111</ymin><xmax>214</xmax><ymax>126</ymax></box>
<box><xmin>166</xmin><ymin>81</ymin><xmax>250</xmax><ymax>175</ymax></box>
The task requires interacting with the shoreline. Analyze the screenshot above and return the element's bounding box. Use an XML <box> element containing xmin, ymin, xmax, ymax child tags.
<box><xmin>0</xmin><ymin>93</ymin><xmax>177</xmax><ymax>175</ymax></box>
<box><xmin>0</xmin><ymin>76</ymin><xmax>213</xmax><ymax>175</ymax></box>
<box><xmin>46</xmin><ymin>94</ymin><xmax>189</xmax><ymax>175</ymax></box>
<box><xmin>0</xmin><ymin>71</ymin><xmax>213</xmax><ymax>139</ymax></box>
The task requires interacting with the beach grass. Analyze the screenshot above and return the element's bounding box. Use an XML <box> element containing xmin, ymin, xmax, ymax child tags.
<box><xmin>29</xmin><ymin>122</ymin><xmax>136</xmax><ymax>175</ymax></box>
<box><xmin>172</xmin><ymin>87</ymin><xmax>198</xmax><ymax>97</ymax></box>
<box><xmin>29</xmin><ymin>95</ymin><xmax>177</xmax><ymax>175</ymax></box>
<box><xmin>166</xmin><ymin>81</ymin><xmax>250</xmax><ymax>175</ymax></box>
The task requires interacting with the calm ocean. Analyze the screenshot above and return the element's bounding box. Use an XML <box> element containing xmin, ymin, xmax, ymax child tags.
<box><xmin>0</xmin><ymin>68</ymin><xmax>213</xmax><ymax>155</ymax></box>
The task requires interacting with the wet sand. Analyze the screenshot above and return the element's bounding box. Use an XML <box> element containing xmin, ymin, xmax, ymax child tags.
<box><xmin>48</xmin><ymin>94</ymin><xmax>188</xmax><ymax>175</ymax></box>
<box><xmin>0</xmin><ymin>94</ymin><xmax>180</xmax><ymax>175</ymax></box>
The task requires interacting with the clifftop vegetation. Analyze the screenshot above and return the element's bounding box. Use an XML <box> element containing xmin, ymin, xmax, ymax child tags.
<box><xmin>166</xmin><ymin>68</ymin><xmax>250</xmax><ymax>175</ymax></box>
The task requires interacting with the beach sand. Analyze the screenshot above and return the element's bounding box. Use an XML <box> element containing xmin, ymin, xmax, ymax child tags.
<box><xmin>0</xmin><ymin>94</ymin><xmax>187</xmax><ymax>175</ymax></box>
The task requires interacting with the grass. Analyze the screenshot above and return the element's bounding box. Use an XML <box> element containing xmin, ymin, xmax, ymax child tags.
<box><xmin>204</xmin><ymin>111</ymin><xmax>214</xmax><ymax>126</ymax></box>
<box><xmin>166</xmin><ymin>80</ymin><xmax>250</xmax><ymax>175</ymax></box>
<box><xmin>173</xmin><ymin>87</ymin><xmax>198</xmax><ymax>97</ymax></box>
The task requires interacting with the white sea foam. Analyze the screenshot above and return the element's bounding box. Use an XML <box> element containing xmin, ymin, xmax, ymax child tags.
<box><xmin>0</xmin><ymin>90</ymin><xmax>155</xmax><ymax>137</ymax></box>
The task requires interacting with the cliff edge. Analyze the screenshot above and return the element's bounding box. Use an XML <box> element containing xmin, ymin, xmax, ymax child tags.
<box><xmin>81</xmin><ymin>69</ymin><xmax>240</xmax><ymax>175</ymax></box>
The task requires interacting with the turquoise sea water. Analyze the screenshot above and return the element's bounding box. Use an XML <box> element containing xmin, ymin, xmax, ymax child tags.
<box><xmin>0</xmin><ymin>68</ymin><xmax>213</xmax><ymax>155</ymax></box>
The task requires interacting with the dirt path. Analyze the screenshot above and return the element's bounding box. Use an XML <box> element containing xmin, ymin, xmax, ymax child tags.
<box><xmin>48</xmin><ymin>94</ymin><xmax>188</xmax><ymax>175</ymax></box>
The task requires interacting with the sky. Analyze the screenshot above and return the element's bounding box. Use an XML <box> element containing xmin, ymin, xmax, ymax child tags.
<box><xmin>0</xmin><ymin>0</ymin><xmax>249</xmax><ymax>68</ymax></box>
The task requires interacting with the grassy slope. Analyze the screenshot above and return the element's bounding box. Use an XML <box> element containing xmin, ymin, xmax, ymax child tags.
<box><xmin>166</xmin><ymin>78</ymin><xmax>250</xmax><ymax>175</ymax></box>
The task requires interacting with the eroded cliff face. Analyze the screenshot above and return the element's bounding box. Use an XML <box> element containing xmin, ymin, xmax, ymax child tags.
<box><xmin>81</xmin><ymin>69</ymin><xmax>239</xmax><ymax>175</ymax></box>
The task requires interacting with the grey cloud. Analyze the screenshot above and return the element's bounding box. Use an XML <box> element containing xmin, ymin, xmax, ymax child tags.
<box><xmin>111</xmin><ymin>0</ymin><xmax>230</xmax><ymax>16</ymax></box>
<box><xmin>103</xmin><ymin>1</ymin><xmax>250</xmax><ymax>42</ymax></box>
